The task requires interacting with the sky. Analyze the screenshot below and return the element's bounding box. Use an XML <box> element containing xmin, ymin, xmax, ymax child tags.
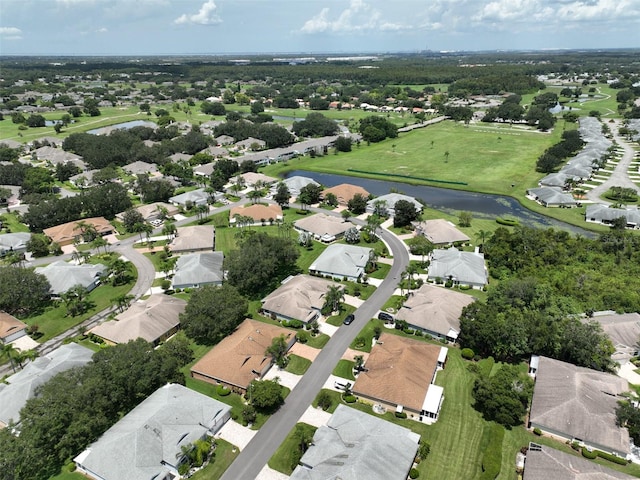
<box><xmin>0</xmin><ymin>0</ymin><xmax>639</xmax><ymax>56</ymax></box>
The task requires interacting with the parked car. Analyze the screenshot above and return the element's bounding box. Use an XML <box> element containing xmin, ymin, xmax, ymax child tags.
<box><xmin>378</xmin><ymin>311</ymin><xmax>394</xmax><ymax>322</ymax></box>
<box><xmin>343</xmin><ymin>314</ymin><xmax>355</xmax><ymax>325</ymax></box>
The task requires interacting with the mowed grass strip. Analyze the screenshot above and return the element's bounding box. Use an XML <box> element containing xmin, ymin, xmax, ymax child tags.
<box><xmin>268</xmin><ymin>422</ymin><xmax>317</xmax><ymax>475</ymax></box>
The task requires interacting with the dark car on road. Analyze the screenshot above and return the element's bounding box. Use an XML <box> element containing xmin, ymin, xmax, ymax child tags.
<box><xmin>343</xmin><ymin>314</ymin><xmax>355</xmax><ymax>325</ymax></box>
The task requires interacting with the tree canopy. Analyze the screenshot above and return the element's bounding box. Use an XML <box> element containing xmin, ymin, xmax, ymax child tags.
<box><xmin>0</xmin><ymin>266</ymin><xmax>51</xmax><ymax>315</ymax></box>
<box><xmin>180</xmin><ymin>284</ymin><xmax>248</xmax><ymax>344</ymax></box>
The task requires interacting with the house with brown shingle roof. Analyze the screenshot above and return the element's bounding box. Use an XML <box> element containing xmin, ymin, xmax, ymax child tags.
<box><xmin>294</xmin><ymin>212</ymin><xmax>353</xmax><ymax>242</ymax></box>
<box><xmin>261</xmin><ymin>274</ymin><xmax>342</xmax><ymax>324</ymax></box>
<box><xmin>395</xmin><ymin>284</ymin><xmax>475</xmax><ymax>342</ymax></box>
<box><xmin>0</xmin><ymin>312</ymin><xmax>28</xmax><ymax>345</ymax></box>
<box><xmin>43</xmin><ymin>217</ymin><xmax>113</xmax><ymax>246</ymax></box>
<box><xmin>190</xmin><ymin>319</ymin><xmax>295</xmax><ymax>394</ymax></box>
<box><xmin>88</xmin><ymin>295</ymin><xmax>186</xmax><ymax>346</ymax></box>
<box><xmin>169</xmin><ymin>225</ymin><xmax>215</xmax><ymax>253</ymax></box>
<box><xmin>352</xmin><ymin>333</ymin><xmax>447</xmax><ymax>422</ymax></box>
<box><xmin>321</xmin><ymin>183</ymin><xmax>370</xmax><ymax>206</ymax></box>
<box><xmin>413</xmin><ymin>219</ymin><xmax>470</xmax><ymax>245</ymax></box>
<box><xmin>229</xmin><ymin>203</ymin><xmax>283</xmax><ymax>225</ymax></box>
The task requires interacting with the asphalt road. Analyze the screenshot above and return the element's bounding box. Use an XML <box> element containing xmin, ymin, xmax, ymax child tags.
<box><xmin>220</xmin><ymin>224</ymin><xmax>409</xmax><ymax>480</ymax></box>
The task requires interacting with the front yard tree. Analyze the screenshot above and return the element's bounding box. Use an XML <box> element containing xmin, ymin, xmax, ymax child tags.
<box><xmin>180</xmin><ymin>284</ymin><xmax>249</xmax><ymax>344</ymax></box>
<box><xmin>0</xmin><ymin>266</ymin><xmax>51</xmax><ymax>315</ymax></box>
<box><xmin>323</xmin><ymin>285</ymin><xmax>345</xmax><ymax>314</ymax></box>
<box><xmin>266</xmin><ymin>335</ymin><xmax>290</xmax><ymax>368</ymax></box>
<box><xmin>247</xmin><ymin>378</ymin><xmax>284</xmax><ymax>411</ymax></box>
<box><xmin>274</xmin><ymin>182</ymin><xmax>291</xmax><ymax>207</ymax></box>
<box><xmin>26</xmin><ymin>234</ymin><xmax>51</xmax><ymax>257</ymax></box>
<box><xmin>393</xmin><ymin>200</ymin><xmax>419</xmax><ymax>228</ymax></box>
<box><xmin>347</xmin><ymin>193</ymin><xmax>367</xmax><ymax>215</ymax></box>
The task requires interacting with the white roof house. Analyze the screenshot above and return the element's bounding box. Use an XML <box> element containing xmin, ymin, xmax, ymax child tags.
<box><xmin>586</xmin><ymin>204</ymin><xmax>640</xmax><ymax>228</ymax></box>
<box><xmin>34</xmin><ymin>261</ymin><xmax>107</xmax><ymax>295</ymax></box>
<box><xmin>309</xmin><ymin>244</ymin><xmax>372</xmax><ymax>281</ymax></box>
<box><xmin>168</xmin><ymin>188</ymin><xmax>209</xmax><ymax>207</ymax></box>
<box><xmin>290</xmin><ymin>404</ymin><xmax>420</xmax><ymax>480</ymax></box>
<box><xmin>427</xmin><ymin>247</ymin><xmax>488</xmax><ymax>288</ymax></box>
<box><xmin>0</xmin><ymin>343</ymin><xmax>93</xmax><ymax>428</ymax></box>
<box><xmin>74</xmin><ymin>384</ymin><xmax>231</xmax><ymax>480</ymax></box>
<box><xmin>172</xmin><ymin>252</ymin><xmax>224</xmax><ymax>290</ymax></box>
<box><xmin>527</xmin><ymin>187</ymin><xmax>577</xmax><ymax>208</ymax></box>
<box><xmin>365</xmin><ymin>193</ymin><xmax>423</xmax><ymax>216</ymax></box>
<box><xmin>277</xmin><ymin>176</ymin><xmax>320</xmax><ymax>196</ymax></box>
<box><xmin>0</xmin><ymin>232</ymin><xmax>31</xmax><ymax>256</ymax></box>
<box><xmin>294</xmin><ymin>213</ymin><xmax>353</xmax><ymax>242</ymax></box>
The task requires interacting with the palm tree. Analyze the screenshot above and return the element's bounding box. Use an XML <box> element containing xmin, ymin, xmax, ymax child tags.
<box><xmin>109</xmin><ymin>258</ymin><xmax>130</xmax><ymax>286</ymax></box>
<box><xmin>248</xmin><ymin>189</ymin><xmax>262</xmax><ymax>204</ymax></box>
<box><xmin>323</xmin><ymin>285</ymin><xmax>345</xmax><ymax>314</ymax></box>
<box><xmin>1</xmin><ymin>343</ymin><xmax>20</xmax><ymax>373</ymax></box>
<box><xmin>162</xmin><ymin>222</ymin><xmax>177</xmax><ymax>240</ymax></box>
<box><xmin>475</xmin><ymin>229</ymin><xmax>491</xmax><ymax>252</ymax></box>
<box><xmin>113</xmin><ymin>293</ymin><xmax>134</xmax><ymax>313</ymax></box>
<box><xmin>91</xmin><ymin>235</ymin><xmax>108</xmax><ymax>255</ymax></box>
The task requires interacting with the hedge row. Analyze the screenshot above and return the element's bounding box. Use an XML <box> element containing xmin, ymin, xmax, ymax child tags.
<box><xmin>479</xmin><ymin>424</ymin><xmax>504</xmax><ymax>480</ymax></box>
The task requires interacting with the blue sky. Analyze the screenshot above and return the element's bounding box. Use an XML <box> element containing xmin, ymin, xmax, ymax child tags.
<box><xmin>1</xmin><ymin>0</ymin><xmax>639</xmax><ymax>56</ymax></box>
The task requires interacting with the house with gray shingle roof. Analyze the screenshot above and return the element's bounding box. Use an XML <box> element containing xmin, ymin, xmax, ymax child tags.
<box><xmin>276</xmin><ymin>176</ymin><xmax>320</xmax><ymax>197</ymax></box>
<box><xmin>0</xmin><ymin>232</ymin><xmax>30</xmax><ymax>257</ymax></box>
<box><xmin>365</xmin><ymin>193</ymin><xmax>423</xmax><ymax>217</ymax></box>
<box><xmin>290</xmin><ymin>404</ymin><xmax>420</xmax><ymax>480</ymax></box>
<box><xmin>413</xmin><ymin>219</ymin><xmax>470</xmax><ymax>245</ymax></box>
<box><xmin>586</xmin><ymin>204</ymin><xmax>640</xmax><ymax>228</ymax></box>
<box><xmin>35</xmin><ymin>261</ymin><xmax>107</xmax><ymax>296</ymax></box>
<box><xmin>309</xmin><ymin>244</ymin><xmax>372</xmax><ymax>281</ymax></box>
<box><xmin>586</xmin><ymin>312</ymin><xmax>640</xmax><ymax>364</ymax></box>
<box><xmin>168</xmin><ymin>188</ymin><xmax>209</xmax><ymax>207</ymax></box>
<box><xmin>529</xmin><ymin>356</ymin><xmax>631</xmax><ymax>458</ymax></box>
<box><xmin>527</xmin><ymin>186</ymin><xmax>577</xmax><ymax>208</ymax></box>
<box><xmin>0</xmin><ymin>343</ymin><xmax>93</xmax><ymax>428</ymax></box>
<box><xmin>523</xmin><ymin>444</ymin><xmax>635</xmax><ymax>480</ymax></box>
<box><xmin>427</xmin><ymin>247</ymin><xmax>488</xmax><ymax>288</ymax></box>
<box><xmin>172</xmin><ymin>252</ymin><xmax>224</xmax><ymax>290</ymax></box>
<box><xmin>74</xmin><ymin>383</ymin><xmax>231</xmax><ymax>480</ymax></box>
<box><xmin>122</xmin><ymin>161</ymin><xmax>158</xmax><ymax>176</ymax></box>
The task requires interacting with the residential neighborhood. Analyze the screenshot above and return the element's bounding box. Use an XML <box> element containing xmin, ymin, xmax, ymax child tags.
<box><xmin>0</xmin><ymin>48</ymin><xmax>639</xmax><ymax>480</ymax></box>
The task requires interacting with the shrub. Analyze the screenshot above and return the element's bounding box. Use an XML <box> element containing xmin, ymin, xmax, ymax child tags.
<box><xmin>296</xmin><ymin>330</ymin><xmax>308</xmax><ymax>343</ymax></box>
<box><xmin>571</xmin><ymin>441</ymin><xmax>581</xmax><ymax>451</ymax></box>
<box><xmin>444</xmin><ymin>279</ymin><xmax>453</xmax><ymax>288</ymax></box>
<box><xmin>461</xmin><ymin>348</ymin><xmax>475</xmax><ymax>360</ymax></box>
<box><xmin>581</xmin><ymin>447</ymin><xmax>597</xmax><ymax>459</ymax></box>
<box><xmin>216</xmin><ymin>385</ymin><xmax>231</xmax><ymax>396</ymax></box>
<box><xmin>316</xmin><ymin>390</ymin><xmax>333</xmax><ymax>411</ymax></box>
<box><xmin>283</xmin><ymin>319</ymin><xmax>304</xmax><ymax>329</ymax></box>
<box><xmin>533</xmin><ymin>427</ymin><xmax>542</xmax><ymax>436</ymax></box>
<box><xmin>409</xmin><ymin>468</ymin><xmax>420</xmax><ymax>479</ymax></box>
<box><xmin>160</xmin><ymin>279</ymin><xmax>171</xmax><ymax>290</ymax></box>
<box><xmin>596</xmin><ymin>450</ymin><xmax>628</xmax><ymax>465</ymax></box>
<box><xmin>395</xmin><ymin>411</ymin><xmax>407</xmax><ymax>419</ymax></box>
<box><xmin>343</xmin><ymin>394</ymin><xmax>356</xmax><ymax>403</ymax></box>
<box><xmin>479</xmin><ymin>424</ymin><xmax>504</xmax><ymax>480</ymax></box>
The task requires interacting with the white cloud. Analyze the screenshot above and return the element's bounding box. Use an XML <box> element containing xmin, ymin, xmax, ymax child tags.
<box><xmin>0</xmin><ymin>26</ymin><xmax>23</xmax><ymax>40</ymax></box>
<box><xmin>301</xmin><ymin>0</ymin><xmax>407</xmax><ymax>34</ymax></box>
<box><xmin>174</xmin><ymin>0</ymin><xmax>222</xmax><ymax>25</ymax></box>
<box><xmin>96</xmin><ymin>27</ymin><xmax>108</xmax><ymax>33</ymax></box>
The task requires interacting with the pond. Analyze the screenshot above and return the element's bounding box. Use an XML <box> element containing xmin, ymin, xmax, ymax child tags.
<box><xmin>285</xmin><ymin>170</ymin><xmax>595</xmax><ymax>237</ymax></box>
<box><xmin>87</xmin><ymin>120</ymin><xmax>158</xmax><ymax>135</ymax></box>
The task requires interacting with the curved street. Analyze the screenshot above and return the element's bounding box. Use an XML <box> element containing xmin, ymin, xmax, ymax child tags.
<box><xmin>220</xmin><ymin>220</ymin><xmax>410</xmax><ymax>480</ymax></box>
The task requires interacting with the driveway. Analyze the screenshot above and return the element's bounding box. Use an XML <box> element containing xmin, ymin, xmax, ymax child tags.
<box><xmin>216</xmin><ymin>419</ymin><xmax>257</xmax><ymax>451</ymax></box>
<box><xmin>299</xmin><ymin>405</ymin><xmax>332</xmax><ymax>428</ymax></box>
<box><xmin>289</xmin><ymin>343</ymin><xmax>321</xmax><ymax>361</ymax></box>
<box><xmin>263</xmin><ymin>367</ymin><xmax>302</xmax><ymax>390</ymax></box>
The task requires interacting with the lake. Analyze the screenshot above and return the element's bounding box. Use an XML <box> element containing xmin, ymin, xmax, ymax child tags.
<box><xmin>88</xmin><ymin>120</ymin><xmax>158</xmax><ymax>135</ymax></box>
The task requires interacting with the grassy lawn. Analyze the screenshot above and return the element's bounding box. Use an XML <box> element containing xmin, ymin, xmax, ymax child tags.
<box><xmin>342</xmin><ymin>281</ymin><xmax>376</xmax><ymax>300</ymax></box>
<box><xmin>268</xmin><ymin>422</ymin><xmax>318</xmax><ymax>475</ymax></box>
<box><xmin>367</xmin><ymin>262</ymin><xmax>390</xmax><ymax>280</ymax></box>
<box><xmin>49</xmin><ymin>470</ymin><xmax>86</xmax><ymax>480</ymax></box>
<box><xmin>24</xmin><ymin>276</ymin><xmax>136</xmax><ymax>343</ymax></box>
<box><xmin>332</xmin><ymin>359</ymin><xmax>356</xmax><ymax>380</ymax></box>
<box><xmin>189</xmin><ymin>439</ymin><xmax>240</xmax><ymax>480</ymax></box>
<box><xmin>285</xmin><ymin>354</ymin><xmax>312</xmax><ymax>375</ymax></box>
<box><xmin>325</xmin><ymin>304</ymin><xmax>356</xmax><ymax>327</ymax></box>
<box><xmin>312</xmin><ymin>388</ymin><xmax>342</xmax><ymax>413</ymax></box>
<box><xmin>305</xmin><ymin>332</ymin><xmax>330</xmax><ymax>349</ymax></box>
<box><xmin>0</xmin><ymin>212</ymin><xmax>30</xmax><ymax>233</ymax></box>
<box><xmin>350</xmin><ymin>319</ymin><xmax>384</xmax><ymax>352</ymax></box>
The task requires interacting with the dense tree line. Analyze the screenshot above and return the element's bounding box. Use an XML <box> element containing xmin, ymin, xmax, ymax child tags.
<box><xmin>213</xmin><ymin>120</ymin><xmax>294</xmax><ymax>149</ymax></box>
<box><xmin>0</xmin><ymin>338</ymin><xmax>193</xmax><ymax>480</ymax></box>
<box><xmin>459</xmin><ymin>226</ymin><xmax>640</xmax><ymax>370</ymax></box>
<box><xmin>535</xmin><ymin>129</ymin><xmax>586</xmax><ymax>173</ymax></box>
<box><xmin>292</xmin><ymin>112</ymin><xmax>339</xmax><ymax>137</ymax></box>
<box><xmin>448</xmin><ymin>73</ymin><xmax>544</xmax><ymax>96</ymax></box>
<box><xmin>358</xmin><ymin>116</ymin><xmax>398</xmax><ymax>143</ymax></box>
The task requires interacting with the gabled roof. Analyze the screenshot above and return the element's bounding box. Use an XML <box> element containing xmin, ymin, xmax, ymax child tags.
<box><xmin>585</xmin><ymin>204</ymin><xmax>640</xmax><ymax>226</ymax></box>
<box><xmin>89</xmin><ymin>295</ymin><xmax>186</xmax><ymax>345</ymax></box>
<box><xmin>262</xmin><ymin>275</ymin><xmax>341</xmax><ymax>322</ymax></box>
<box><xmin>539</xmin><ymin>172</ymin><xmax>572</xmax><ymax>187</ymax></box>
<box><xmin>0</xmin><ymin>311</ymin><xmax>27</xmax><ymax>341</ymax></box>
<box><xmin>0</xmin><ymin>344</ymin><xmax>93</xmax><ymax>427</ymax></box>
<box><xmin>427</xmin><ymin>247</ymin><xmax>487</xmax><ymax>286</ymax></box>
<box><xmin>34</xmin><ymin>146</ymin><xmax>85</xmax><ymax>167</ymax></box>
<box><xmin>290</xmin><ymin>404</ymin><xmax>420</xmax><ymax>480</ymax></box>
<box><xmin>529</xmin><ymin>356</ymin><xmax>630</xmax><ymax>455</ymax></box>
<box><xmin>413</xmin><ymin>219</ymin><xmax>470</xmax><ymax>245</ymax></box>
<box><xmin>172</xmin><ymin>252</ymin><xmax>224</xmax><ymax>288</ymax></box>
<box><xmin>73</xmin><ymin>384</ymin><xmax>231</xmax><ymax>480</ymax></box>
<box><xmin>295</xmin><ymin>213</ymin><xmax>352</xmax><ymax>238</ymax></box>
<box><xmin>352</xmin><ymin>333</ymin><xmax>442</xmax><ymax>412</ymax></box>
<box><xmin>523</xmin><ymin>445</ymin><xmax>635</xmax><ymax>480</ymax></box>
<box><xmin>191</xmin><ymin>319</ymin><xmax>294</xmax><ymax>389</ymax></box>
<box><xmin>366</xmin><ymin>193</ymin><xmax>422</xmax><ymax>215</ymax></box>
<box><xmin>321</xmin><ymin>183</ymin><xmax>370</xmax><ymax>205</ymax></box>
<box><xmin>229</xmin><ymin>203</ymin><xmax>283</xmax><ymax>222</ymax></box>
<box><xmin>122</xmin><ymin>160</ymin><xmax>158</xmax><ymax>175</ymax></box>
<box><xmin>0</xmin><ymin>232</ymin><xmax>31</xmax><ymax>253</ymax></box>
<box><xmin>194</xmin><ymin>162</ymin><xmax>216</xmax><ymax>176</ymax></box>
<box><xmin>309</xmin><ymin>244</ymin><xmax>372</xmax><ymax>279</ymax></box>
<box><xmin>236</xmin><ymin>171</ymin><xmax>278</xmax><ymax>186</ymax></box>
<box><xmin>527</xmin><ymin>187</ymin><xmax>577</xmax><ymax>206</ymax></box>
<box><xmin>169</xmin><ymin>225</ymin><xmax>215</xmax><ymax>252</ymax></box>
<box><xmin>43</xmin><ymin>217</ymin><xmax>113</xmax><ymax>245</ymax></box>
<box><xmin>34</xmin><ymin>261</ymin><xmax>107</xmax><ymax>295</ymax></box>
<box><xmin>395</xmin><ymin>284</ymin><xmax>475</xmax><ymax>339</ymax></box>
